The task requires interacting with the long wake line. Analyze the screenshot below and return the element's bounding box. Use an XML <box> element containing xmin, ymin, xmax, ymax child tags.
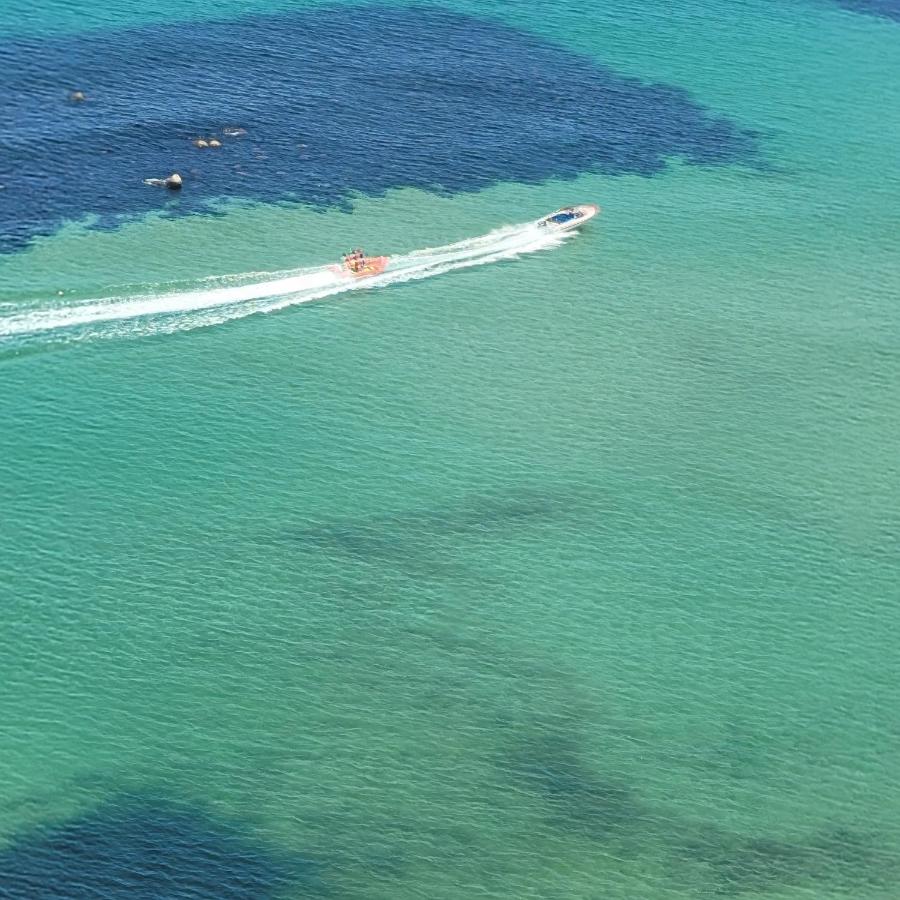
<box><xmin>0</xmin><ymin>218</ymin><xmax>572</xmax><ymax>347</ymax></box>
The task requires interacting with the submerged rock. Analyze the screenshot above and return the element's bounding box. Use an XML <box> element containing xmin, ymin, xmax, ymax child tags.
<box><xmin>143</xmin><ymin>172</ymin><xmax>183</xmax><ymax>189</ymax></box>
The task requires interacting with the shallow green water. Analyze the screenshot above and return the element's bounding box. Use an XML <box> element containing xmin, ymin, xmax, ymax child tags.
<box><xmin>2</xmin><ymin>0</ymin><xmax>899</xmax><ymax>897</ymax></box>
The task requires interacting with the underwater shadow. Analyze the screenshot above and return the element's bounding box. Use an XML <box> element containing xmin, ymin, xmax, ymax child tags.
<box><xmin>672</xmin><ymin>823</ymin><xmax>899</xmax><ymax>895</ymax></box>
<box><xmin>497</xmin><ymin>713</ymin><xmax>647</xmax><ymax>842</ymax></box>
<box><xmin>289</xmin><ymin>488</ymin><xmax>580</xmax><ymax>576</ymax></box>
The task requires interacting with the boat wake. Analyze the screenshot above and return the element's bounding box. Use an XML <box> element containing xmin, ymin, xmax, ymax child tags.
<box><xmin>0</xmin><ymin>218</ymin><xmax>572</xmax><ymax>350</ymax></box>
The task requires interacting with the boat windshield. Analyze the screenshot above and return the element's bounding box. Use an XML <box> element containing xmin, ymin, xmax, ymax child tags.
<box><xmin>549</xmin><ymin>210</ymin><xmax>579</xmax><ymax>225</ymax></box>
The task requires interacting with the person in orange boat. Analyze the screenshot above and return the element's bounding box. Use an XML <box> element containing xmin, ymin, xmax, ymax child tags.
<box><xmin>345</xmin><ymin>249</ymin><xmax>366</xmax><ymax>273</ymax></box>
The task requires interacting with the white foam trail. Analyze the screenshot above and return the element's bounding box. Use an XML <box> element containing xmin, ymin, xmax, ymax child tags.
<box><xmin>0</xmin><ymin>219</ymin><xmax>573</xmax><ymax>346</ymax></box>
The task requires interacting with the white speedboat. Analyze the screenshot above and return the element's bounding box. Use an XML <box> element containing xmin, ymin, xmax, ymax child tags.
<box><xmin>536</xmin><ymin>204</ymin><xmax>600</xmax><ymax>230</ymax></box>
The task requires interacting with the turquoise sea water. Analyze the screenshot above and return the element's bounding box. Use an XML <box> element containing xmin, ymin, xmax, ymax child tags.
<box><xmin>2</xmin><ymin>1</ymin><xmax>900</xmax><ymax>897</ymax></box>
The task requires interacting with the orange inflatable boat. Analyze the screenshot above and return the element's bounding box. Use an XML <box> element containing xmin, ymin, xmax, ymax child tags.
<box><xmin>331</xmin><ymin>253</ymin><xmax>390</xmax><ymax>279</ymax></box>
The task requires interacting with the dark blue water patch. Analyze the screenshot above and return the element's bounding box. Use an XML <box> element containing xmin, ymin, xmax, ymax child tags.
<box><xmin>0</xmin><ymin>799</ymin><xmax>324</xmax><ymax>899</ymax></box>
<box><xmin>833</xmin><ymin>0</ymin><xmax>900</xmax><ymax>21</ymax></box>
<box><xmin>0</xmin><ymin>5</ymin><xmax>760</xmax><ymax>253</ymax></box>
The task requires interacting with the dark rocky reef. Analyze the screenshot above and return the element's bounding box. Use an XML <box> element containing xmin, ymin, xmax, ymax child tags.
<box><xmin>1</xmin><ymin>5</ymin><xmax>761</xmax><ymax>252</ymax></box>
